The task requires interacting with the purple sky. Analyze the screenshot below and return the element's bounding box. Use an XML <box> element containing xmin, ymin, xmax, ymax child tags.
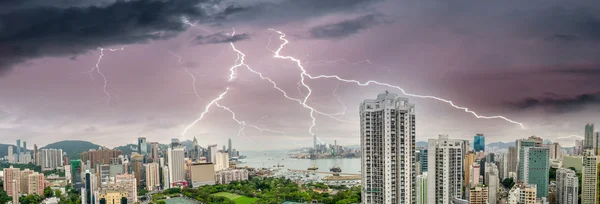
<box><xmin>1</xmin><ymin>0</ymin><xmax>600</xmax><ymax>150</ymax></box>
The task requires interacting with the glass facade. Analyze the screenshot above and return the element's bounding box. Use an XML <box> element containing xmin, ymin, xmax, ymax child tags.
<box><xmin>474</xmin><ymin>134</ymin><xmax>485</xmax><ymax>152</ymax></box>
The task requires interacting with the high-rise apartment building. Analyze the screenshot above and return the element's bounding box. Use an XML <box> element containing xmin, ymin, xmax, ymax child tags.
<box><xmin>162</xmin><ymin>166</ymin><xmax>170</xmax><ymax>189</ymax></box>
<box><xmin>522</xmin><ymin>147</ymin><xmax>549</xmax><ymax>198</ymax></box>
<box><xmin>151</xmin><ymin>142</ymin><xmax>160</xmax><ymax>161</ymax></box>
<box><xmin>556</xmin><ymin>168</ymin><xmax>578</xmax><ymax>204</ymax></box>
<box><xmin>360</xmin><ymin>91</ymin><xmax>416</xmax><ymax>204</ymax></box>
<box><xmin>464</xmin><ymin>152</ymin><xmax>476</xmax><ymax>187</ymax></box>
<box><xmin>416</xmin><ymin>173</ymin><xmax>427</xmax><ymax>204</ymax></box>
<box><xmin>33</xmin><ymin>144</ymin><xmax>38</xmax><ymax>165</ymax></box>
<box><xmin>27</xmin><ymin>173</ymin><xmax>45</xmax><ymax>195</ymax></box>
<box><xmin>145</xmin><ymin>163</ymin><xmax>160</xmax><ymax>190</ymax></box>
<box><xmin>137</xmin><ymin>137</ymin><xmax>147</xmax><ymax>155</ymax></box>
<box><xmin>97</xmin><ymin>164</ymin><xmax>111</xmax><ymax>186</ymax></box>
<box><xmin>130</xmin><ymin>154</ymin><xmax>144</xmax><ymax>187</ymax></box>
<box><xmin>80</xmin><ymin>148</ymin><xmax>122</xmax><ymax>167</ymax></box>
<box><xmin>116</xmin><ymin>173</ymin><xmax>137</xmax><ymax>203</ymax></box>
<box><xmin>469</xmin><ymin>184</ymin><xmax>488</xmax><ymax>204</ymax></box>
<box><xmin>11</xmin><ymin>179</ymin><xmax>19</xmax><ymax>204</ymax></box>
<box><xmin>168</xmin><ymin>146</ymin><xmax>185</xmax><ymax>185</ymax></box>
<box><xmin>470</xmin><ymin>163</ymin><xmax>481</xmax><ymax>186</ymax></box>
<box><xmin>19</xmin><ymin>169</ymin><xmax>34</xmax><ymax>193</ymax></box>
<box><xmin>585</xmin><ymin>123</ymin><xmax>594</xmax><ymax>149</ymax></box>
<box><xmin>508</xmin><ymin>182</ymin><xmax>537</xmax><ymax>204</ymax></box>
<box><xmin>574</xmin><ymin>140</ymin><xmax>584</xmax><ymax>156</ymax></box>
<box><xmin>7</xmin><ymin>145</ymin><xmax>14</xmax><ymax>163</ymax></box>
<box><xmin>37</xmin><ymin>149</ymin><xmax>64</xmax><ymax>170</ymax></box>
<box><xmin>428</xmin><ymin>135</ymin><xmax>464</xmax><ymax>204</ymax></box>
<box><xmin>488</xmin><ymin>171</ymin><xmax>499</xmax><ymax>204</ymax></box>
<box><xmin>474</xmin><ymin>134</ymin><xmax>485</xmax><ymax>152</ymax></box>
<box><xmin>3</xmin><ymin>166</ymin><xmax>21</xmax><ymax>197</ymax></box>
<box><xmin>549</xmin><ymin>143</ymin><xmax>562</xmax><ymax>160</ymax></box>
<box><xmin>16</xmin><ymin>139</ymin><xmax>21</xmax><ymax>162</ymax></box>
<box><xmin>582</xmin><ymin>150</ymin><xmax>597</xmax><ymax>204</ymax></box>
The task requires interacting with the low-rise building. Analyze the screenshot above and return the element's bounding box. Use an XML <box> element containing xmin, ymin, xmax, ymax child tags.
<box><xmin>215</xmin><ymin>169</ymin><xmax>249</xmax><ymax>184</ymax></box>
<box><xmin>190</xmin><ymin>163</ymin><xmax>215</xmax><ymax>187</ymax></box>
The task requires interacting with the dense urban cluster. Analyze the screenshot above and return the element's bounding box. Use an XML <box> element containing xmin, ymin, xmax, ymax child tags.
<box><xmin>360</xmin><ymin>91</ymin><xmax>599</xmax><ymax>204</ymax></box>
<box><xmin>1</xmin><ymin>91</ymin><xmax>598</xmax><ymax>204</ymax></box>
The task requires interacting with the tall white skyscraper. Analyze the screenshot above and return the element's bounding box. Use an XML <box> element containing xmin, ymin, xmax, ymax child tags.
<box><xmin>215</xmin><ymin>150</ymin><xmax>229</xmax><ymax>172</ymax></box>
<box><xmin>427</xmin><ymin>135</ymin><xmax>464</xmax><ymax>204</ymax></box>
<box><xmin>582</xmin><ymin>150</ymin><xmax>597</xmax><ymax>203</ymax></box>
<box><xmin>167</xmin><ymin>147</ymin><xmax>185</xmax><ymax>184</ymax></box>
<box><xmin>360</xmin><ymin>91</ymin><xmax>416</xmax><ymax>204</ymax></box>
<box><xmin>556</xmin><ymin>168</ymin><xmax>578</xmax><ymax>204</ymax></box>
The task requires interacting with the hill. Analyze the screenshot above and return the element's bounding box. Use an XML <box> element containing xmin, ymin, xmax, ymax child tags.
<box><xmin>113</xmin><ymin>144</ymin><xmax>138</xmax><ymax>156</ymax></box>
<box><xmin>41</xmin><ymin>140</ymin><xmax>104</xmax><ymax>160</ymax></box>
<box><xmin>0</xmin><ymin>144</ymin><xmax>34</xmax><ymax>158</ymax></box>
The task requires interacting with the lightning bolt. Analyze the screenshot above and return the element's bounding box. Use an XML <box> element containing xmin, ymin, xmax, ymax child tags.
<box><xmin>268</xmin><ymin>29</ymin><xmax>526</xmax><ymax>129</ymax></box>
<box><xmin>181</xmin><ymin>87</ymin><xmax>230</xmax><ymax>138</ymax></box>
<box><xmin>87</xmin><ymin>47</ymin><xmax>125</xmax><ymax>104</ymax></box>
<box><xmin>169</xmin><ymin>51</ymin><xmax>204</xmax><ymax>100</ymax></box>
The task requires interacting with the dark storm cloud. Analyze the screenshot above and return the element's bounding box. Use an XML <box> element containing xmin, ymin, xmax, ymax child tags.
<box><xmin>309</xmin><ymin>14</ymin><xmax>389</xmax><ymax>39</ymax></box>
<box><xmin>510</xmin><ymin>92</ymin><xmax>600</xmax><ymax>113</ymax></box>
<box><xmin>545</xmin><ymin>67</ymin><xmax>600</xmax><ymax>76</ymax></box>
<box><xmin>0</xmin><ymin>0</ymin><xmax>232</xmax><ymax>75</ymax></box>
<box><xmin>195</xmin><ymin>32</ymin><xmax>250</xmax><ymax>44</ymax></box>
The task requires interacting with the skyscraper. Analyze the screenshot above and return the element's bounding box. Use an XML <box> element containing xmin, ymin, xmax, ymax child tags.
<box><xmin>428</xmin><ymin>135</ymin><xmax>464</xmax><ymax>203</ymax></box>
<box><xmin>360</xmin><ymin>91</ymin><xmax>416</xmax><ymax>204</ymax></box>
<box><xmin>517</xmin><ymin>139</ymin><xmax>537</xmax><ymax>181</ymax></box>
<box><xmin>585</xmin><ymin>123</ymin><xmax>594</xmax><ymax>149</ymax></box>
<box><xmin>215</xmin><ymin>150</ymin><xmax>229</xmax><ymax>171</ymax></box>
<box><xmin>16</xmin><ymin>139</ymin><xmax>21</xmax><ymax>162</ymax></box>
<box><xmin>420</xmin><ymin>149</ymin><xmax>428</xmax><ymax>174</ymax></box>
<box><xmin>522</xmin><ymin>146</ymin><xmax>550</xmax><ymax>198</ymax></box>
<box><xmin>168</xmin><ymin>146</ymin><xmax>185</xmax><ymax>184</ymax></box>
<box><xmin>464</xmin><ymin>152</ymin><xmax>476</xmax><ymax>188</ymax></box>
<box><xmin>474</xmin><ymin>134</ymin><xmax>485</xmax><ymax>152</ymax></box>
<box><xmin>228</xmin><ymin>138</ymin><xmax>232</xmax><ymax>157</ymax></box>
<box><xmin>137</xmin><ymin>137</ymin><xmax>147</xmax><ymax>155</ymax></box>
<box><xmin>38</xmin><ymin>149</ymin><xmax>64</xmax><ymax>170</ymax></box>
<box><xmin>556</xmin><ymin>168</ymin><xmax>578</xmax><ymax>204</ymax></box>
<box><xmin>33</xmin><ymin>144</ymin><xmax>38</xmax><ymax>165</ymax></box>
<box><xmin>84</xmin><ymin>170</ymin><xmax>95</xmax><ymax>204</ymax></box>
<box><xmin>22</xmin><ymin>141</ymin><xmax>26</xmax><ymax>153</ymax></box>
<box><xmin>207</xmin><ymin>144</ymin><xmax>217</xmax><ymax>163</ymax></box>
<box><xmin>80</xmin><ymin>148</ymin><xmax>122</xmax><ymax>167</ymax></box>
<box><xmin>7</xmin><ymin>145</ymin><xmax>14</xmax><ymax>163</ymax></box>
<box><xmin>582</xmin><ymin>150</ymin><xmax>597</xmax><ymax>203</ymax></box>
<box><xmin>145</xmin><ymin>163</ymin><xmax>160</xmax><ymax>191</ymax></box>
<box><xmin>417</xmin><ymin>173</ymin><xmax>427</xmax><ymax>204</ymax></box>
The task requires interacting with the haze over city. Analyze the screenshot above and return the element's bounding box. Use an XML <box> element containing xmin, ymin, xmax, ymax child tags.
<box><xmin>1</xmin><ymin>0</ymin><xmax>600</xmax><ymax>150</ymax></box>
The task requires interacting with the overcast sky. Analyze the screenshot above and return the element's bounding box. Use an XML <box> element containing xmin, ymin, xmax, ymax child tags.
<box><xmin>1</xmin><ymin>0</ymin><xmax>600</xmax><ymax>150</ymax></box>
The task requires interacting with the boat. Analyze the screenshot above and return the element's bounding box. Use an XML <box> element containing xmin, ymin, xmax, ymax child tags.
<box><xmin>330</xmin><ymin>165</ymin><xmax>342</xmax><ymax>172</ymax></box>
<box><xmin>307</xmin><ymin>165</ymin><xmax>318</xmax><ymax>171</ymax></box>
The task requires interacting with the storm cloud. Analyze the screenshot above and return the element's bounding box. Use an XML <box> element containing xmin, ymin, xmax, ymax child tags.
<box><xmin>309</xmin><ymin>14</ymin><xmax>389</xmax><ymax>39</ymax></box>
<box><xmin>510</xmin><ymin>92</ymin><xmax>600</xmax><ymax>113</ymax></box>
<box><xmin>195</xmin><ymin>32</ymin><xmax>251</xmax><ymax>44</ymax></box>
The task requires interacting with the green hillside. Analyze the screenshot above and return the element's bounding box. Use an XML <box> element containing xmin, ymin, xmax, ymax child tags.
<box><xmin>40</xmin><ymin>140</ymin><xmax>103</xmax><ymax>160</ymax></box>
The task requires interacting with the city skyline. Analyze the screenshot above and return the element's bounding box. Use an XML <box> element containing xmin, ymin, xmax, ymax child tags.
<box><xmin>2</xmin><ymin>1</ymin><xmax>600</xmax><ymax>150</ymax></box>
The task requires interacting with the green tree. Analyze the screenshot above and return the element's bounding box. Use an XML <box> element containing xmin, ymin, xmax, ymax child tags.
<box><xmin>157</xmin><ymin>200</ymin><xmax>166</xmax><ymax>204</ymax></box>
<box><xmin>501</xmin><ymin>178</ymin><xmax>515</xmax><ymax>189</ymax></box>
<box><xmin>0</xmin><ymin>188</ymin><xmax>12</xmax><ymax>204</ymax></box>
<box><xmin>55</xmin><ymin>189</ymin><xmax>62</xmax><ymax>197</ymax></box>
<box><xmin>44</xmin><ymin>186</ymin><xmax>54</xmax><ymax>198</ymax></box>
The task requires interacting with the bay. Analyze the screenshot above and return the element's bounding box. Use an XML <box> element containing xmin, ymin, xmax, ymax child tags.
<box><xmin>237</xmin><ymin>150</ymin><xmax>361</xmax><ymax>174</ymax></box>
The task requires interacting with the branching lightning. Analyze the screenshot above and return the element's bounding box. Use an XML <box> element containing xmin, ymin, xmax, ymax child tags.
<box><xmin>87</xmin><ymin>47</ymin><xmax>126</xmax><ymax>104</ymax></box>
<box><xmin>268</xmin><ymin>29</ymin><xmax>526</xmax><ymax>129</ymax></box>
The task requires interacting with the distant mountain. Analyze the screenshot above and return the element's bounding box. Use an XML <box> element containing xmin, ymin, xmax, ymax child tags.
<box><xmin>41</xmin><ymin>140</ymin><xmax>104</xmax><ymax>160</ymax></box>
<box><xmin>180</xmin><ymin>140</ymin><xmax>194</xmax><ymax>150</ymax></box>
<box><xmin>416</xmin><ymin>141</ymin><xmax>428</xmax><ymax>148</ymax></box>
<box><xmin>486</xmin><ymin>142</ymin><xmax>514</xmax><ymax>150</ymax></box>
<box><xmin>113</xmin><ymin>144</ymin><xmax>138</xmax><ymax>156</ymax></box>
<box><xmin>0</xmin><ymin>144</ymin><xmax>33</xmax><ymax>158</ymax></box>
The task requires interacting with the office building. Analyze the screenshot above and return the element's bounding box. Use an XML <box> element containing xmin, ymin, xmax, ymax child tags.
<box><xmin>215</xmin><ymin>169</ymin><xmax>249</xmax><ymax>184</ymax></box>
<box><xmin>474</xmin><ymin>134</ymin><xmax>485</xmax><ymax>152</ymax></box>
<box><xmin>215</xmin><ymin>150</ymin><xmax>229</xmax><ymax>171</ymax></box>
<box><xmin>228</xmin><ymin>138</ymin><xmax>233</xmax><ymax>157</ymax></box>
<box><xmin>508</xmin><ymin>182</ymin><xmax>536</xmax><ymax>204</ymax></box>
<box><xmin>137</xmin><ymin>137</ymin><xmax>147</xmax><ymax>155</ymax></box>
<box><xmin>582</xmin><ymin>150</ymin><xmax>597</xmax><ymax>204</ymax></box>
<box><xmin>3</xmin><ymin>166</ymin><xmax>21</xmax><ymax>197</ymax></box>
<box><xmin>115</xmin><ymin>173</ymin><xmax>137</xmax><ymax>203</ymax></box>
<box><xmin>145</xmin><ymin>163</ymin><xmax>160</xmax><ymax>190</ymax></box>
<box><xmin>97</xmin><ymin>164</ymin><xmax>111</xmax><ymax>186</ymax></box>
<box><xmin>130</xmin><ymin>154</ymin><xmax>143</xmax><ymax>187</ymax></box>
<box><xmin>84</xmin><ymin>170</ymin><xmax>95</xmax><ymax>204</ymax></box>
<box><xmin>518</xmin><ymin>139</ymin><xmax>537</xmax><ymax>181</ymax></box>
<box><xmin>469</xmin><ymin>184</ymin><xmax>488</xmax><ymax>204</ymax></box>
<box><xmin>168</xmin><ymin>146</ymin><xmax>185</xmax><ymax>184</ymax></box>
<box><xmin>420</xmin><ymin>149</ymin><xmax>428</xmax><ymax>174</ymax></box>
<box><xmin>151</xmin><ymin>142</ymin><xmax>160</xmax><ymax>161</ymax></box>
<box><xmin>27</xmin><ymin>172</ymin><xmax>45</xmax><ymax>195</ymax></box>
<box><xmin>550</xmin><ymin>143</ymin><xmax>562</xmax><ymax>160</ymax></box>
<box><xmin>428</xmin><ymin>135</ymin><xmax>464</xmax><ymax>204</ymax></box>
<box><xmin>585</xmin><ymin>123</ymin><xmax>594</xmax><ymax>149</ymax></box>
<box><xmin>81</xmin><ymin>148</ymin><xmax>122</xmax><ymax>167</ymax></box>
<box><xmin>522</xmin><ymin>147</ymin><xmax>549</xmax><ymax>198</ymax></box>
<box><xmin>416</xmin><ymin>173</ymin><xmax>427</xmax><ymax>204</ymax></box>
<box><xmin>360</xmin><ymin>91</ymin><xmax>416</xmax><ymax>204</ymax></box>
<box><xmin>498</xmin><ymin>154</ymin><xmax>508</xmax><ymax>180</ymax></box>
<box><xmin>464</xmin><ymin>152</ymin><xmax>476</xmax><ymax>187</ymax></box>
<box><xmin>207</xmin><ymin>144</ymin><xmax>217</xmax><ymax>163</ymax></box>
<box><xmin>556</xmin><ymin>168</ymin><xmax>578</xmax><ymax>204</ymax></box>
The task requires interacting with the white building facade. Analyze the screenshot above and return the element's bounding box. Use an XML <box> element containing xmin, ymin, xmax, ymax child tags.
<box><xmin>427</xmin><ymin>135</ymin><xmax>464</xmax><ymax>204</ymax></box>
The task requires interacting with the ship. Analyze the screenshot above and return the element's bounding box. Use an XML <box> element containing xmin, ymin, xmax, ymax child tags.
<box><xmin>330</xmin><ymin>165</ymin><xmax>342</xmax><ymax>172</ymax></box>
<box><xmin>307</xmin><ymin>165</ymin><xmax>318</xmax><ymax>171</ymax></box>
